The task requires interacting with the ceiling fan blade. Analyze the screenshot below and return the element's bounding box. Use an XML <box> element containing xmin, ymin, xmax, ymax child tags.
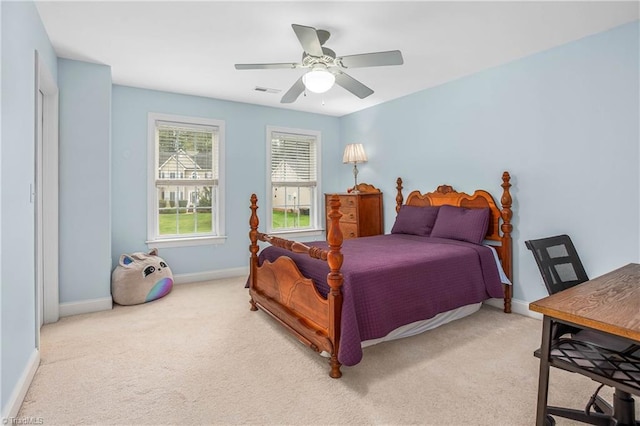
<box><xmin>334</xmin><ymin>72</ymin><xmax>374</xmax><ymax>99</ymax></box>
<box><xmin>280</xmin><ymin>77</ymin><xmax>306</xmax><ymax>104</ymax></box>
<box><xmin>235</xmin><ymin>63</ymin><xmax>298</xmax><ymax>70</ymax></box>
<box><xmin>292</xmin><ymin>24</ymin><xmax>324</xmax><ymax>57</ymax></box>
<box><xmin>338</xmin><ymin>50</ymin><xmax>404</xmax><ymax>68</ymax></box>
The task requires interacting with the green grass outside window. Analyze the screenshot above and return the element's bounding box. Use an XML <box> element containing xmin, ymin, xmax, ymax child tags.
<box><xmin>271</xmin><ymin>210</ymin><xmax>310</xmax><ymax>229</ymax></box>
<box><xmin>159</xmin><ymin>212</ymin><xmax>212</xmax><ymax>235</ymax></box>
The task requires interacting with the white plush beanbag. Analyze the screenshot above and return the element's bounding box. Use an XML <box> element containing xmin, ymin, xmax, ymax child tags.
<box><xmin>111</xmin><ymin>248</ymin><xmax>173</xmax><ymax>305</ymax></box>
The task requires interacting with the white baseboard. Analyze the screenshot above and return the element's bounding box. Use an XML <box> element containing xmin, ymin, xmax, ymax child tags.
<box><xmin>59</xmin><ymin>297</ymin><xmax>113</xmax><ymax>318</ymax></box>
<box><xmin>173</xmin><ymin>266</ymin><xmax>248</xmax><ymax>284</ymax></box>
<box><xmin>1</xmin><ymin>348</ymin><xmax>40</xmax><ymax>421</ymax></box>
<box><xmin>484</xmin><ymin>297</ymin><xmax>542</xmax><ymax>320</ymax></box>
<box><xmin>55</xmin><ymin>268</ymin><xmax>248</xmax><ymax>318</ymax></box>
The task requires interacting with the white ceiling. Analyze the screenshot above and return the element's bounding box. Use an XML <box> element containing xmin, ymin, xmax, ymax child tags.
<box><xmin>35</xmin><ymin>1</ymin><xmax>639</xmax><ymax>117</ymax></box>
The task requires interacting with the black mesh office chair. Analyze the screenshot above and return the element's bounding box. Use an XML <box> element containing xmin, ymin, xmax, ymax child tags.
<box><xmin>526</xmin><ymin>234</ymin><xmax>640</xmax><ymax>425</ymax></box>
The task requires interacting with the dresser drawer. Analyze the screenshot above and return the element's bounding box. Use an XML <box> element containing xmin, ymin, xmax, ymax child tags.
<box><xmin>338</xmin><ymin>206</ymin><xmax>357</xmax><ymax>223</ymax></box>
<box><xmin>339</xmin><ymin>222</ymin><xmax>358</xmax><ymax>239</ymax></box>
<box><xmin>337</xmin><ymin>195</ymin><xmax>357</xmax><ymax>208</ymax></box>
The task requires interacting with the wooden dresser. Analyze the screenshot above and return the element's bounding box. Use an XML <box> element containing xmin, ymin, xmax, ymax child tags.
<box><xmin>324</xmin><ymin>184</ymin><xmax>383</xmax><ymax>239</ymax></box>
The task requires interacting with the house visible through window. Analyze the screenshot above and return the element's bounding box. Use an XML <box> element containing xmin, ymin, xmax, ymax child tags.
<box><xmin>267</xmin><ymin>126</ymin><xmax>321</xmax><ymax>234</ymax></box>
<box><xmin>147</xmin><ymin>113</ymin><xmax>225</xmax><ymax>247</ymax></box>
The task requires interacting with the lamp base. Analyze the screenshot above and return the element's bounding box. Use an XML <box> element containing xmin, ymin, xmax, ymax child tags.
<box><xmin>351</xmin><ymin>164</ymin><xmax>360</xmax><ymax>194</ymax></box>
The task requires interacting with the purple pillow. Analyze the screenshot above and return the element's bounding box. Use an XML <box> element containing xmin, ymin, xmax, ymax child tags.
<box><xmin>391</xmin><ymin>205</ymin><xmax>440</xmax><ymax>236</ymax></box>
<box><xmin>430</xmin><ymin>205</ymin><xmax>490</xmax><ymax>244</ymax></box>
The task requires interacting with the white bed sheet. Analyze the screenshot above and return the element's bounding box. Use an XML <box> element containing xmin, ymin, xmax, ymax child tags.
<box><xmin>361</xmin><ymin>302</ymin><xmax>482</xmax><ymax>348</ymax></box>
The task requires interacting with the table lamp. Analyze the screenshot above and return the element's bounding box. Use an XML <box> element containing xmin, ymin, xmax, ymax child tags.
<box><xmin>342</xmin><ymin>143</ymin><xmax>368</xmax><ymax>193</ymax></box>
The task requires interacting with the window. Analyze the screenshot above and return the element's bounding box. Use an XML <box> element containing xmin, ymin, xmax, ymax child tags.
<box><xmin>266</xmin><ymin>126</ymin><xmax>321</xmax><ymax>235</ymax></box>
<box><xmin>147</xmin><ymin>113</ymin><xmax>225</xmax><ymax>247</ymax></box>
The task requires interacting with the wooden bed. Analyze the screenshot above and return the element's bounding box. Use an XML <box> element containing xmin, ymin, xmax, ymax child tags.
<box><xmin>248</xmin><ymin>171</ymin><xmax>513</xmax><ymax>378</ymax></box>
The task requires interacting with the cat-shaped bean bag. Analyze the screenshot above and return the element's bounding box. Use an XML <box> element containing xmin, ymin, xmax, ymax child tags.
<box><xmin>111</xmin><ymin>248</ymin><xmax>173</xmax><ymax>305</ymax></box>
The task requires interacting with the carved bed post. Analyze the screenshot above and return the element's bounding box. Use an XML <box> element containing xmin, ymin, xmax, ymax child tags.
<box><xmin>249</xmin><ymin>194</ymin><xmax>259</xmax><ymax>311</ymax></box>
<box><xmin>396</xmin><ymin>177</ymin><xmax>404</xmax><ymax>213</ymax></box>
<box><xmin>500</xmin><ymin>172</ymin><xmax>513</xmax><ymax>314</ymax></box>
<box><xmin>326</xmin><ymin>194</ymin><xmax>344</xmax><ymax>378</ymax></box>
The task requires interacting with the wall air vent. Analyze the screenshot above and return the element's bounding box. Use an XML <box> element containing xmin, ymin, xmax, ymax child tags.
<box><xmin>254</xmin><ymin>86</ymin><xmax>281</xmax><ymax>94</ymax></box>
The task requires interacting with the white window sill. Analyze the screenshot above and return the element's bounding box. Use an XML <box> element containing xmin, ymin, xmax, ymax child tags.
<box><xmin>146</xmin><ymin>235</ymin><xmax>227</xmax><ymax>249</ymax></box>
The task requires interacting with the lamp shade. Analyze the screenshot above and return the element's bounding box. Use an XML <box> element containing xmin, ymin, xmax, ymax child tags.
<box><xmin>342</xmin><ymin>143</ymin><xmax>368</xmax><ymax>164</ymax></box>
<box><xmin>302</xmin><ymin>65</ymin><xmax>335</xmax><ymax>94</ymax></box>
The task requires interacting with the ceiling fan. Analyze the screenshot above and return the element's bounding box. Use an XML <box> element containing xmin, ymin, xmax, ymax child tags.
<box><xmin>234</xmin><ymin>24</ymin><xmax>404</xmax><ymax>104</ymax></box>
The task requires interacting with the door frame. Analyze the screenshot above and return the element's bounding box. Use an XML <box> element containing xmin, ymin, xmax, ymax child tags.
<box><xmin>35</xmin><ymin>50</ymin><xmax>59</xmax><ymax>333</ymax></box>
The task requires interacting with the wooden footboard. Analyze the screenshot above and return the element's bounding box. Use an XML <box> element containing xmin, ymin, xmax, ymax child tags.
<box><xmin>248</xmin><ymin>194</ymin><xmax>344</xmax><ymax>378</ymax></box>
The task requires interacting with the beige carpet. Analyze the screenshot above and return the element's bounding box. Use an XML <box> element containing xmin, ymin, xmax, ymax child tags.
<box><xmin>18</xmin><ymin>276</ymin><xmax>638</xmax><ymax>425</ymax></box>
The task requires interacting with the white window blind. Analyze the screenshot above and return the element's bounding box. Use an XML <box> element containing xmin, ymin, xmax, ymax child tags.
<box><xmin>266</xmin><ymin>126</ymin><xmax>321</xmax><ymax>234</ymax></box>
<box><xmin>270</xmin><ymin>131</ymin><xmax>317</xmax><ymax>185</ymax></box>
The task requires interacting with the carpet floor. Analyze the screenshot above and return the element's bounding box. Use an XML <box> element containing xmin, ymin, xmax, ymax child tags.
<box><xmin>18</xmin><ymin>276</ymin><xmax>639</xmax><ymax>425</ymax></box>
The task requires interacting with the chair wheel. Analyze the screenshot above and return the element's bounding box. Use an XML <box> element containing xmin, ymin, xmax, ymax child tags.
<box><xmin>545</xmin><ymin>415</ymin><xmax>556</xmax><ymax>426</ymax></box>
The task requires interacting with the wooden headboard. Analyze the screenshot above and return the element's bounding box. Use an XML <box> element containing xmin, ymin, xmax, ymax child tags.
<box><xmin>395</xmin><ymin>172</ymin><xmax>513</xmax><ymax>284</ymax></box>
<box><xmin>353</xmin><ymin>182</ymin><xmax>381</xmax><ymax>194</ymax></box>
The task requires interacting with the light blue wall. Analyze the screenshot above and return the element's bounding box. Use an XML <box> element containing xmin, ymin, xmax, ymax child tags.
<box><xmin>111</xmin><ymin>86</ymin><xmax>340</xmax><ymax>275</ymax></box>
<box><xmin>57</xmin><ymin>59</ymin><xmax>112</xmax><ymax>304</ymax></box>
<box><xmin>340</xmin><ymin>21</ymin><xmax>640</xmax><ymax>304</ymax></box>
<box><xmin>58</xmin><ymin>59</ymin><xmax>111</xmax><ymax>303</ymax></box>
<box><xmin>0</xmin><ymin>0</ymin><xmax>57</xmax><ymax>414</ymax></box>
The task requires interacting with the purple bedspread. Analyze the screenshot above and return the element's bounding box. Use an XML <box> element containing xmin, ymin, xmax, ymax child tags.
<box><xmin>258</xmin><ymin>233</ymin><xmax>504</xmax><ymax>366</ymax></box>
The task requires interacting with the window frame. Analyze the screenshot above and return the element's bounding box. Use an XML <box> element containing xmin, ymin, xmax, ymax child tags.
<box><xmin>147</xmin><ymin>112</ymin><xmax>226</xmax><ymax>248</ymax></box>
<box><xmin>266</xmin><ymin>125</ymin><xmax>322</xmax><ymax>237</ymax></box>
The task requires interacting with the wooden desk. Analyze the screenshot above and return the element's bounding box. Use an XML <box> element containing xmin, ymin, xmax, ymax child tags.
<box><xmin>529</xmin><ymin>263</ymin><xmax>640</xmax><ymax>426</ymax></box>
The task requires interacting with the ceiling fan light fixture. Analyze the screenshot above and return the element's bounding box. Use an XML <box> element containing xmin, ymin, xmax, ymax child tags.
<box><xmin>302</xmin><ymin>65</ymin><xmax>335</xmax><ymax>94</ymax></box>
<box><xmin>235</xmin><ymin>24</ymin><xmax>402</xmax><ymax>103</ymax></box>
